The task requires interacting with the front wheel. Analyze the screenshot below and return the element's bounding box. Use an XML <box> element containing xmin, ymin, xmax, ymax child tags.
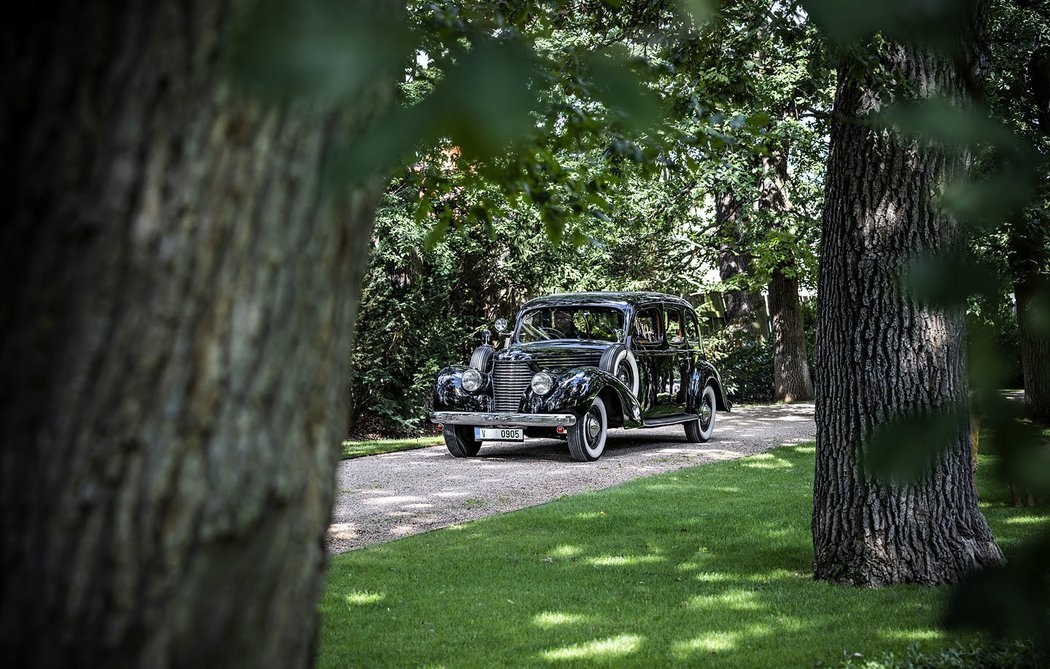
<box><xmin>568</xmin><ymin>396</ymin><xmax>608</xmax><ymax>462</ymax></box>
<box><xmin>684</xmin><ymin>384</ymin><xmax>716</xmax><ymax>443</ymax></box>
<box><xmin>443</xmin><ymin>425</ymin><xmax>482</xmax><ymax>457</ymax></box>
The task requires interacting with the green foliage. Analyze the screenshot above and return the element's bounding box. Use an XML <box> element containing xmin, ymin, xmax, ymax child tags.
<box><xmin>227</xmin><ymin>0</ymin><xmax>411</xmax><ymax>107</ymax></box>
<box><xmin>802</xmin><ymin>0</ymin><xmax>979</xmax><ymax>52</ymax></box>
<box><xmin>340</xmin><ymin>0</ymin><xmax>836</xmax><ymax>432</ymax></box>
<box><xmin>967</xmin><ymin>294</ymin><xmax>1023</xmax><ymax>390</ymax></box>
<box><xmin>835</xmin><ymin>640</ymin><xmax>1047</xmax><ymax>669</ymax></box>
<box><xmin>702</xmin><ymin>327</ymin><xmax>774</xmax><ymax>403</ymax></box>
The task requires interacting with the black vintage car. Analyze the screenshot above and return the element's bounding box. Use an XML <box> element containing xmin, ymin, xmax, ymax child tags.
<box><xmin>430</xmin><ymin>292</ymin><xmax>731</xmax><ymax>461</ymax></box>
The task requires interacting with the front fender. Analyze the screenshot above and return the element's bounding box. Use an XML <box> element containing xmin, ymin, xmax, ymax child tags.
<box><xmin>524</xmin><ymin>367</ymin><xmax>642</xmax><ymax>427</ymax></box>
<box><xmin>434</xmin><ymin>365</ymin><xmax>491</xmax><ymax>412</ymax></box>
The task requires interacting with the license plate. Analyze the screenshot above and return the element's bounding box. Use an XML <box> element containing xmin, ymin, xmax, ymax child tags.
<box><xmin>474</xmin><ymin>427</ymin><xmax>524</xmax><ymax>441</ymax></box>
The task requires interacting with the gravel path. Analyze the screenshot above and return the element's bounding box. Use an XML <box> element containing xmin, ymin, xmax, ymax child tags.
<box><xmin>327</xmin><ymin>402</ymin><xmax>815</xmax><ymax>554</ymax></box>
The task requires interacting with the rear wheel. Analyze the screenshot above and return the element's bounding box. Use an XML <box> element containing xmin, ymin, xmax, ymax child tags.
<box><xmin>568</xmin><ymin>396</ymin><xmax>608</xmax><ymax>462</ymax></box>
<box><xmin>685</xmin><ymin>384</ymin><xmax>716</xmax><ymax>443</ymax></box>
<box><xmin>443</xmin><ymin>425</ymin><xmax>482</xmax><ymax>457</ymax></box>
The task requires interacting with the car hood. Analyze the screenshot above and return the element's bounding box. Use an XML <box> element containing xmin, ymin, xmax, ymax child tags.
<box><xmin>495</xmin><ymin>340</ymin><xmax>612</xmax><ymax>369</ymax></box>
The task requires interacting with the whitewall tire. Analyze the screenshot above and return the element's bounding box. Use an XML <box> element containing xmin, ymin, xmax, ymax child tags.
<box><xmin>685</xmin><ymin>384</ymin><xmax>716</xmax><ymax>443</ymax></box>
<box><xmin>568</xmin><ymin>396</ymin><xmax>608</xmax><ymax>462</ymax></box>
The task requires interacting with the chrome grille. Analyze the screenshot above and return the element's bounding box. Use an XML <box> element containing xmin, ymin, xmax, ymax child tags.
<box><xmin>492</xmin><ymin>360</ymin><xmax>534</xmax><ymax>412</ymax></box>
<box><xmin>491</xmin><ymin>354</ymin><xmax>603</xmax><ymax>412</ymax></box>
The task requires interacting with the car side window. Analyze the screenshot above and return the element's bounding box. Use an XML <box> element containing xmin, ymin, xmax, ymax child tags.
<box><xmin>632</xmin><ymin>308</ymin><xmax>661</xmax><ymax>345</ymax></box>
<box><xmin>665</xmin><ymin>307</ymin><xmax>685</xmax><ymax>346</ymax></box>
<box><xmin>685</xmin><ymin>311</ymin><xmax>701</xmax><ymax>348</ymax></box>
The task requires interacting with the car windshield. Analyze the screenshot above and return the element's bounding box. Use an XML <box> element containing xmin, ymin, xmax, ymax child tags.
<box><xmin>517</xmin><ymin>306</ymin><xmax>625</xmax><ymax>343</ymax></box>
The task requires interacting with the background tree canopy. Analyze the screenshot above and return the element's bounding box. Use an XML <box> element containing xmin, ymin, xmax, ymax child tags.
<box><xmin>346</xmin><ymin>0</ymin><xmax>836</xmax><ymax>435</ymax></box>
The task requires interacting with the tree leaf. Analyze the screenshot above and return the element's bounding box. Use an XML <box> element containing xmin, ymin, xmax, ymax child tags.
<box><xmin>227</xmin><ymin>0</ymin><xmax>412</xmax><ymax>107</ymax></box>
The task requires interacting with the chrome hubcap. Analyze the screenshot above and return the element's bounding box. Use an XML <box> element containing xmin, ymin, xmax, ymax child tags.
<box><xmin>585</xmin><ymin>409</ymin><xmax>601</xmax><ymax>444</ymax></box>
<box><xmin>700</xmin><ymin>398</ymin><xmax>712</xmax><ymax>429</ymax></box>
<box><xmin>617</xmin><ymin>365</ymin><xmax>631</xmax><ymax>386</ymax></box>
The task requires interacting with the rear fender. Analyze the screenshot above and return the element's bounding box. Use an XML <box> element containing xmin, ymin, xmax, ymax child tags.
<box><xmin>687</xmin><ymin>361</ymin><xmax>731</xmax><ymax>412</ymax></box>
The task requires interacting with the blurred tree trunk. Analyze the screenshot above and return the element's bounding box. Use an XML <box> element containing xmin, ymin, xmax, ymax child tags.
<box><xmin>768</xmin><ymin>266</ymin><xmax>814</xmax><ymax>402</ymax></box>
<box><xmin>761</xmin><ymin>149</ymin><xmax>814</xmax><ymax>402</ymax></box>
<box><xmin>814</xmin><ymin>34</ymin><xmax>1004</xmax><ymax>584</ymax></box>
<box><xmin>716</xmin><ymin>191</ymin><xmax>767</xmax><ymax>335</ymax></box>
<box><xmin>0</xmin><ymin>4</ymin><xmax>384</xmax><ymax>667</ymax></box>
<box><xmin>1012</xmin><ymin>47</ymin><xmax>1050</xmax><ymax>423</ymax></box>
<box><xmin>1011</xmin><ymin>238</ymin><xmax>1050</xmax><ymax>423</ymax></box>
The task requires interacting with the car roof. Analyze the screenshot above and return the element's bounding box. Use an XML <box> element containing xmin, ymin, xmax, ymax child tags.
<box><xmin>520</xmin><ymin>291</ymin><xmax>693</xmax><ymax>311</ymax></box>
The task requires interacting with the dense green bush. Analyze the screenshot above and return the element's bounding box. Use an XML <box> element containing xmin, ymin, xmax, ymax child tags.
<box><xmin>834</xmin><ymin>641</ymin><xmax>1046</xmax><ymax>669</ymax></box>
<box><xmin>703</xmin><ymin>326</ymin><xmax>775</xmax><ymax>403</ymax></box>
<box><xmin>348</xmin><ymin>187</ymin><xmax>622</xmax><ymax>437</ymax></box>
<box><xmin>347</xmin><ymin>165</ymin><xmax>729</xmax><ymax>437</ymax></box>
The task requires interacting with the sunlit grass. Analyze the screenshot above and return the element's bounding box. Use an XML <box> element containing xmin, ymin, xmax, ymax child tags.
<box><xmin>343</xmin><ymin>590</ymin><xmax>385</xmax><ymax>606</ymax></box>
<box><xmin>546</xmin><ymin>544</ymin><xmax>583</xmax><ymax>558</ymax></box>
<box><xmin>319</xmin><ymin>443</ymin><xmax>1048</xmax><ymax>668</ymax></box>
<box><xmin>532</xmin><ymin>612</ymin><xmax>593</xmax><ymax>628</ymax></box>
<box><xmin>586</xmin><ymin>554</ymin><xmax>666</xmax><ymax>567</ymax></box>
<box><xmin>540</xmin><ymin>634</ymin><xmax>644</xmax><ymax>661</ymax></box>
<box><xmin>340</xmin><ymin>436</ymin><xmax>441</xmax><ymax>459</ymax></box>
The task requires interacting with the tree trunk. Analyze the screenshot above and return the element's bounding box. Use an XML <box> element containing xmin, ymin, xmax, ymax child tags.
<box><xmin>768</xmin><ymin>266</ymin><xmax>814</xmax><ymax>402</ymax></box>
<box><xmin>716</xmin><ymin>191</ymin><xmax>767</xmax><ymax>334</ymax></box>
<box><xmin>1014</xmin><ymin>272</ymin><xmax>1050</xmax><ymax>423</ymax></box>
<box><xmin>760</xmin><ymin>148</ymin><xmax>814</xmax><ymax>402</ymax></box>
<box><xmin>813</xmin><ymin>41</ymin><xmax>1004</xmax><ymax>585</ymax></box>
<box><xmin>0</xmin><ymin>4</ymin><xmax>384</xmax><ymax>666</ymax></box>
<box><xmin>1010</xmin><ymin>47</ymin><xmax>1050</xmax><ymax>424</ymax></box>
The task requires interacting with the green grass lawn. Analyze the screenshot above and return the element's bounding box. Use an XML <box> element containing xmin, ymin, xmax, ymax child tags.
<box><xmin>340</xmin><ymin>436</ymin><xmax>442</xmax><ymax>459</ymax></box>
<box><xmin>320</xmin><ymin>444</ymin><xmax>1049</xmax><ymax>668</ymax></box>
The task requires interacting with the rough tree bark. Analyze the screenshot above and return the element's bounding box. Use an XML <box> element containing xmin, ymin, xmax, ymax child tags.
<box><xmin>762</xmin><ymin>149</ymin><xmax>814</xmax><ymax>402</ymax></box>
<box><xmin>0</xmin><ymin>3</ymin><xmax>384</xmax><ymax>666</ymax></box>
<box><xmin>813</xmin><ymin>37</ymin><xmax>1004</xmax><ymax>584</ymax></box>
<box><xmin>768</xmin><ymin>266</ymin><xmax>814</xmax><ymax>402</ymax></box>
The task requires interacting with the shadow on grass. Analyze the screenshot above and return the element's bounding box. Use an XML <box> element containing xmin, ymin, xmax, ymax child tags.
<box><xmin>320</xmin><ymin>444</ymin><xmax>1048</xmax><ymax>668</ymax></box>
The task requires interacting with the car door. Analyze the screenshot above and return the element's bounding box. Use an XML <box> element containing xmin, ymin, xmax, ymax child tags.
<box><xmin>683</xmin><ymin>308</ymin><xmax>703</xmax><ymax>414</ymax></box>
<box><xmin>629</xmin><ymin>306</ymin><xmax>663</xmax><ymax>415</ymax></box>
<box><xmin>663</xmin><ymin>305</ymin><xmax>690</xmax><ymax>415</ymax></box>
<box><xmin>633</xmin><ymin>303</ymin><xmax>677</xmax><ymax>417</ymax></box>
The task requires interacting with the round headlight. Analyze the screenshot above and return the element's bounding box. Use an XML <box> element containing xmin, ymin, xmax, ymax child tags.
<box><xmin>531</xmin><ymin>372</ymin><xmax>554</xmax><ymax>396</ymax></box>
<box><xmin>461</xmin><ymin>368</ymin><xmax>483</xmax><ymax>392</ymax></box>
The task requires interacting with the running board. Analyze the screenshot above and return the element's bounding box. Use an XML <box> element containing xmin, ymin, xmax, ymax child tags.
<box><xmin>642</xmin><ymin>413</ymin><xmax>699</xmax><ymax>427</ymax></box>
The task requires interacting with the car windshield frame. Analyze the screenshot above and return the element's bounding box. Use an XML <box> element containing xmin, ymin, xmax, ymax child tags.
<box><xmin>514</xmin><ymin>305</ymin><xmax>628</xmax><ymax>344</ymax></box>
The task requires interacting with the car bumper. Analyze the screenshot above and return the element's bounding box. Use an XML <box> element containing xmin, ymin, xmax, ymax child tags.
<box><xmin>430</xmin><ymin>411</ymin><xmax>577</xmax><ymax>428</ymax></box>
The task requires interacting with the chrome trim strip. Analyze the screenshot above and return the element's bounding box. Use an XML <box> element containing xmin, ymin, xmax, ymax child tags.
<box><xmin>431</xmin><ymin>411</ymin><xmax>577</xmax><ymax>427</ymax></box>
